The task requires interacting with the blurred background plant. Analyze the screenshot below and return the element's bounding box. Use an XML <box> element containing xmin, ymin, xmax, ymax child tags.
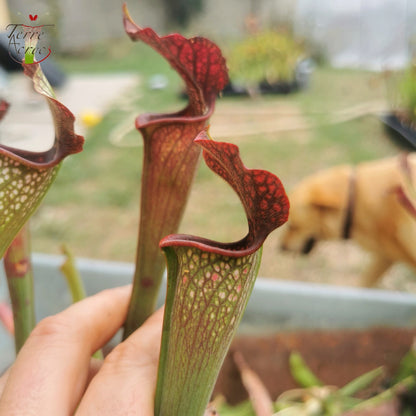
<box><xmin>379</xmin><ymin>58</ymin><xmax>416</xmax><ymax>147</ymax></box>
<box><xmin>226</xmin><ymin>29</ymin><xmax>307</xmax><ymax>95</ymax></box>
<box><xmin>396</xmin><ymin>61</ymin><xmax>416</xmax><ymax>128</ymax></box>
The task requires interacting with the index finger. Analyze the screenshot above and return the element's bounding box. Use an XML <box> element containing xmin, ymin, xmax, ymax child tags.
<box><xmin>0</xmin><ymin>285</ymin><xmax>132</xmax><ymax>415</ymax></box>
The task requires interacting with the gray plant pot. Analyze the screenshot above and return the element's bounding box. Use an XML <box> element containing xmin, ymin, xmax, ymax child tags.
<box><xmin>1</xmin><ymin>253</ymin><xmax>416</xmax><ymax>372</ymax></box>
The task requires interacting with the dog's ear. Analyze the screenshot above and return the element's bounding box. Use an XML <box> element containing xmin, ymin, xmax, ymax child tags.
<box><xmin>309</xmin><ymin>187</ymin><xmax>343</xmax><ymax>212</ymax></box>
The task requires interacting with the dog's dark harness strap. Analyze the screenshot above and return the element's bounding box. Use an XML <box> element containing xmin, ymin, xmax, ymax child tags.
<box><xmin>342</xmin><ymin>169</ymin><xmax>356</xmax><ymax>240</ymax></box>
<box><xmin>396</xmin><ymin>152</ymin><xmax>416</xmax><ymax>217</ymax></box>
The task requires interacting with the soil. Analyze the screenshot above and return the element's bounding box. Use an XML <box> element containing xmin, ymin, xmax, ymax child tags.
<box><xmin>214</xmin><ymin>327</ymin><xmax>416</xmax><ymax>406</ymax></box>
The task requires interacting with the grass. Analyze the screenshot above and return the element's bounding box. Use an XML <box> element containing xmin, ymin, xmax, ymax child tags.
<box><xmin>30</xmin><ymin>45</ymin><xmax>414</xmax><ymax>290</ymax></box>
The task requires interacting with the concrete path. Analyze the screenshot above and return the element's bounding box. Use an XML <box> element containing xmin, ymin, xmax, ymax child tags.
<box><xmin>210</xmin><ymin>99</ymin><xmax>388</xmax><ymax>139</ymax></box>
<box><xmin>0</xmin><ymin>71</ymin><xmax>140</xmax><ymax>152</ymax></box>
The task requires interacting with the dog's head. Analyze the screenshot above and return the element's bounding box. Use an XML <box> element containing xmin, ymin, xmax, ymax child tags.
<box><xmin>280</xmin><ymin>167</ymin><xmax>351</xmax><ymax>255</ymax></box>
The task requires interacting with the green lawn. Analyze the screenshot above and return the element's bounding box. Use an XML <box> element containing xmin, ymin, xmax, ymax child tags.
<box><xmin>31</xmin><ymin>44</ymin><xmax>414</xmax><ymax>290</ymax></box>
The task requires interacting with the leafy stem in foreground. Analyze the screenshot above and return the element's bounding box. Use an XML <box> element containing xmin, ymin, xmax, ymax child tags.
<box><xmin>60</xmin><ymin>244</ymin><xmax>87</xmax><ymax>304</ymax></box>
<box><xmin>122</xmin><ymin>5</ymin><xmax>228</xmax><ymax>337</ymax></box>
<box><xmin>3</xmin><ymin>225</ymin><xmax>35</xmax><ymax>353</ymax></box>
<box><xmin>154</xmin><ymin>131</ymin><xmax>289</xmax><ymax>415</ymax></box>
<box><xmin>59</xmin><ymin>245</ymin><xmax>103</xmax><ymax>359</ymax></box>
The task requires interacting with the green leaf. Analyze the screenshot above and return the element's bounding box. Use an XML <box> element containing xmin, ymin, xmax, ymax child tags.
<box><xmin>289</xmin><ymin>352</ymin><xmax>323</xmax><ymax>388</ymax></box>
<box><xmin>393</xmin><ymin>342</ymin><xmax>416</xmax><ymax>383</ymax></box>
<box><xmin>60</xmin><ymin>244</ymin><xmax>87</xmax><ymax>304</ymax></box>
<box><xmin>339</xmin><ymin>366</ymin><xmax>384</xmax><ymax>397</ymax></box>
<box><xmin>217</xmin><ymin>400</ymin><xmax>255</xmax><ymax>416</ymax></box>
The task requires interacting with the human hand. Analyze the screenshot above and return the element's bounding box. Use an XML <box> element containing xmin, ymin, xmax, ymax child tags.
<box><xmin>0</xmin><ymin>285</ymin><xmax>163</xmax><ymax>415</ymax></box>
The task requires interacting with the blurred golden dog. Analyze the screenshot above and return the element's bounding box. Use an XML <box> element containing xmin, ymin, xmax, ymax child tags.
<box><xmin>280</xmin><ymin>153</ymin><xmax>416</xmax><ymax>287</ymax></box>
